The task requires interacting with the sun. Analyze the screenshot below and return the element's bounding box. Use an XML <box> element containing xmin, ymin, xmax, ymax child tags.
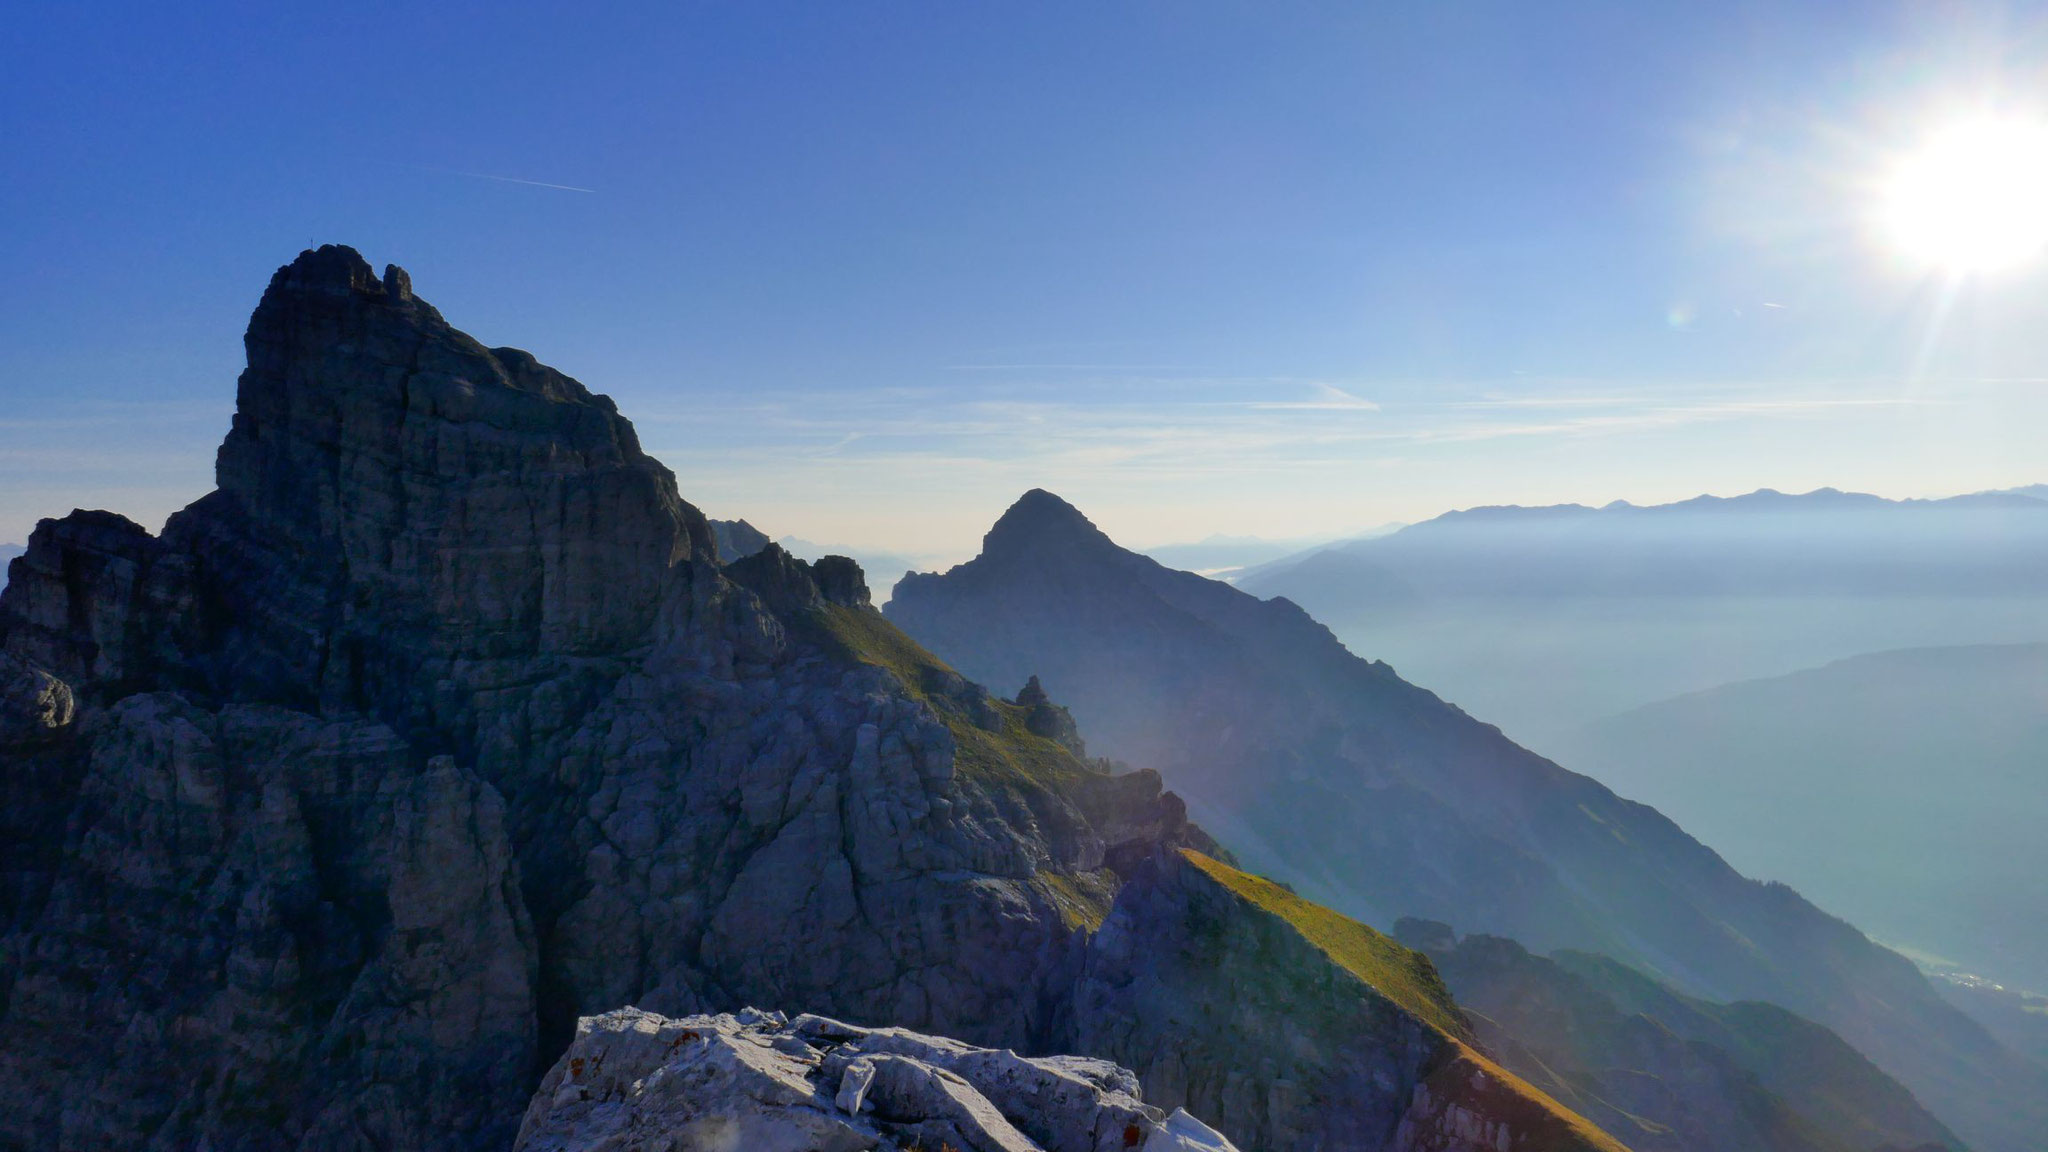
<box><xmin>1878</xmin><ymin>115</ymin><xmax>2048</xmax><ymax>273</ymax></box>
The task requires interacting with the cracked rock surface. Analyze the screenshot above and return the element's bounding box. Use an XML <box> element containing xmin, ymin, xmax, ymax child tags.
<box><xmin>514</xmin><ymin>1007</ymin><xmax>1239</xmax><ymax>1152</ymax></box>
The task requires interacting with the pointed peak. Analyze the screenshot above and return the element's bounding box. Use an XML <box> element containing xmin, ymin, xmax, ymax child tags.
<box><xmin>1006</xmin><ymin>488</ymin><xmax>1087</xmax><ymax>521</ymax></box>
<box><xmin>983</xmin><ymin>489</ymin><xmax>1115</xmax><ymax>558</ymax></box>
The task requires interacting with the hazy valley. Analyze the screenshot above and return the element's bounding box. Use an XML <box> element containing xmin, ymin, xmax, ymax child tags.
<box><xmin>5</xmin><ymin>257</ymin><xmax>2043</xmax><ymax>1149</ymax></box>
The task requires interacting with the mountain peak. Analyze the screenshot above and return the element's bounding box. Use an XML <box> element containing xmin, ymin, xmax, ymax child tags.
<box><xmin>981</xmin><ymin>488</ymin><xmax>1116</xmax><ymax>558</ymax></box>
<box><xmin>261</xmin><ymin>243</ymin><xmax>425</xmax><ymax>306</ymax></box>
<box><xmin>158</xmin><ymin>245</ymin><xmax>705</xmax><ymax>709</ymax></box>
<box><xmin>273</xmin><ymin>243</ymin><xmax>378</xmax><ymax>290</ymax></box>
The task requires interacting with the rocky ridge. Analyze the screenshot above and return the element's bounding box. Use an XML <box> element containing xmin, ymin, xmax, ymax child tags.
<box><xmin>0</xmin><ymin>248</ymin><xmax>1616</xmax><ymax>1152</ymax></box>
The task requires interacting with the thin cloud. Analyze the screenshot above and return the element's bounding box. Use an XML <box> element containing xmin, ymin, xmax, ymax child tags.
<box><xmin>639</xmin><ymin>381</ymin><xmax>1945</xmax><ymax>484</ymax></box>
<box><xmin>1246</xmin><ymin>382</ymin><xmax>1381</xmax><ymax>411</ymax></box>
<box><xmin>1410</xmin><ymin>396</ymin><xmax>1932</xmax><ymax>445</ymax></box>
<box><xmin>1455</xmin><ymin>395</ymin><xmax>1643</xmax><ymax>410</ymax></box>
<box><xmin>812</xmin><ymin>432</ymin><xmax>864</xmax><ymax>456</ymax></box>
<box><xmin>393</xmin><ymin>162</ymin><xmax>597</xmax><ymax>194</ymax></box>
<box><xmin>941</xmin><ymin>363</ymin><xmax>1206</xmax><ymax>372</ymax></box>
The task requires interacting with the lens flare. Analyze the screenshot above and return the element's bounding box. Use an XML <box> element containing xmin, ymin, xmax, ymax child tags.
<box><xmin>1878</xmin><ymin>115</ymin><xmax>2048</xmax><ymax>273</ymax></box>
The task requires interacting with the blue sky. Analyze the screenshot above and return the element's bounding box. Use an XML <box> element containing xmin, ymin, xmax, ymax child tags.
<box><xmin>4</xmin><ymin>2</ymin><xmax>2047</xmax><ymax>558</ymax></box>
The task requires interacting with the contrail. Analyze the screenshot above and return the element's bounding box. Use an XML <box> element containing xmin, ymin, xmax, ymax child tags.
<box><xmin>389</xmin><ymin>161</ymin><xmax>597</xmax><ymax>193</ymax></box>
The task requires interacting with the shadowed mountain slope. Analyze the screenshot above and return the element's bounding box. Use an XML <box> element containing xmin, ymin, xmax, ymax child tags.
<box><xmin>886</xmin><ymin>488</ymin><xmax>2048</xmax><ymax>1152</ymax></box>
<box><xmin>1395</xmin><ymin>920</ymin><xmax>1963</xmax><ymax>1152</ymax></box>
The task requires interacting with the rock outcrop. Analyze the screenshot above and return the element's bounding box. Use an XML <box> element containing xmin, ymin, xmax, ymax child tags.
<box><xmin>515</xmin><ymin>1007</ymin><xmax>1238</xmax><ymax>1152</ymax></box>
<box><xmin>886</xmin><ymin>488</ymin><xmax>2048</xmax><ymax>1152</ymax></box>
<box><xmin>1016</xmin><ymin>675</ymin><xmax>1084</xmax><ymax>756</ymax></box>
<box><xmin>0</xmin><ymin>249</ymin><xmax>1621</xmax><ymax>1152</ymax></box>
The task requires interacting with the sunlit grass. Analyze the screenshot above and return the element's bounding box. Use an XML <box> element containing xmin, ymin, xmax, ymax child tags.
<box><xmin>1180</xmin><ymin>848</ymin><xmax>1467</xmax><ymax>1036</ymax></box>
<box><xmin>807</xmin><ymin>602</ymin><xmax>1088</xmax><ymax>791</ymax></box>
<box><xmin>1181</xmin><ymin>848</ymin><xmax>1632</xmax><ymax>1152</ymax></box>
<box><xmin>1038</xmin><ymin>869</ymin><xmax>1117</xmax><ymax>932</ymax></box>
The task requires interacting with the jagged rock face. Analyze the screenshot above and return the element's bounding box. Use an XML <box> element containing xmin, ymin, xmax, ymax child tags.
<box><xmin>709</xmin><ymin>518</ymin><xmax>773</xmax><ymax>563</ymax></box>
<box><xmin>886</xmin><ymin>488</ymin><xmax>2048</xmax><ymax>1152</ymax></box>
<box><xmin>0</xmin><ymin>509</ymin><xmax>167</xmax><ymax>688</ymax></box>
<box><xmin>0</xmin><ymin>694</ymin><xmax>538</xmax><ymax>1149</ymax></box>
<box><xmin>192</xmin><ymin>247</ymin><xmax>704</xmax><ymax>723</ymax></box>
<box><xmin>0</xmin><ymin>249</ymin><xmax>1618</xmax><ymax>1152</ymax></box>
<box><xmin>1396</xmin><ymin>922</ymin><xmax>1964</xmax><ymax>1152</ymax></box>
<box><xmin>515</xmin><ymin>1007</ymin><xmax>1240</xmax><ymax>1152</ymax></box>
<box><xmin>0</xmin><ymin>651</ymin><xmax>73</xmax><ymax>740</ymax></box>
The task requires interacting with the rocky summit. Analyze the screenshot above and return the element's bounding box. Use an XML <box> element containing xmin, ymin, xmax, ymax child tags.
<box><xmin>0</xmin><ymin>248</ymin><xmax>1619</xmax><ymax>1152</ymax></box>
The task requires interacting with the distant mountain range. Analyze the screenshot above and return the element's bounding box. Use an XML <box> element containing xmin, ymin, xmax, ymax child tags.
<box><xmin>1139</xmin><ymin>529</ymin><xmax>1395</xmax><ymax>578</ymax></box>
<box><xmin>1988</xmin><ymin>482</ymin><xmax>2048</xmax><ymax>501</ymax></box>
<box><xmin>1232</xmin><ymin>486</ymin><xmax>2048</xmax><ymax>746</ymax></box>
<box><xmin>1553</xmin><ymin>642</ymin><xmax>2048</xmax><ymax>992</ymax></box>
<box><xmin>1246</xmin><ymin>486</ymin><xmax>2048</xmax><ymax>597</ymax></box>
<box><xmin>886</xmin><ymin>488</ymin><xmax>2048</xmax><ymax>1152</ymax></box>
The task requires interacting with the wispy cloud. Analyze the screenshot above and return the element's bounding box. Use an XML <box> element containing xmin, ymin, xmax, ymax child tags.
<box><xmin>1454</xmin><ymin>394</ymin><xmax>1644</xmax><ymax>410</ymax></box>
<box><xmin>634</xmin><ymin>376</ymin><xmax>1971</xmax><ymax>516</ymax></box>
<box><xmin>389</xmin><ymin>162</ymin><xmax>597</xmax><ymax>194</ymax></box>
<box><xmin>1246</xmin><ymin>382</ymin><xmax>1381</xmax><ymax>411</ymax></box>
<box><xmin>1415</xmin><ymin>396</ymin><xmax>1933</xmax><ymax>444</ymax></box>
<box><xmin>941</xmin><ymin>363</ymin><xmax>1205</xmax><ymax>372</ymax></box>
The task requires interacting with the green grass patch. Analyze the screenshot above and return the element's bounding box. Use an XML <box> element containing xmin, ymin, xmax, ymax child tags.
<box><xmin>1181</xmin><ymin>849</ymin><xmax>1628</xmax><ymax>1152</ymax></box>
<box><xmin>1037</xmin><ymin>869</ymin><xmax>1118</xmax><ymax>932</ymax></box>
<box><xmin>1179</xmin><ymin>848</ymin><xmax>1468</xmax><ymax>1039</ymax></box>
<box><xmin>810</xmin><ymin>601</ymin><xmax>954</xmax><ymax>692</ymax></box>
<box><xmin>807</xmin><ymin>602</ymin><xmax>1088</xmax><ymax>792</ymax></box>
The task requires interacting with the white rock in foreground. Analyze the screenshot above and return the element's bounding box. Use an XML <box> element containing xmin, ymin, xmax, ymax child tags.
<box><xmin>515</xmin><ymin>1006</ymin><xmax>1240</xmax><ymax>1152</ymax></box>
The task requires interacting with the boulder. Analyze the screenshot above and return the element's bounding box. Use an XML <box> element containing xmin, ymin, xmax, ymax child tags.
<box><xmin>0</xmin><ymin>652</ymin><xmax>73</xmax><ymax>742</ymax></box>
<box><xmin>514</xmin><ymin>1007</ymin><xmax>1241</xmax><ymax>1152</ymax></box>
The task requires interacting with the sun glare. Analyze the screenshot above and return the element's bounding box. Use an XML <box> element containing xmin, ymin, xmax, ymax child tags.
<box><xmin>1878</xmin><ymin>115</ymin><xmax>2048</xmax><ymax>273</ymax></box>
